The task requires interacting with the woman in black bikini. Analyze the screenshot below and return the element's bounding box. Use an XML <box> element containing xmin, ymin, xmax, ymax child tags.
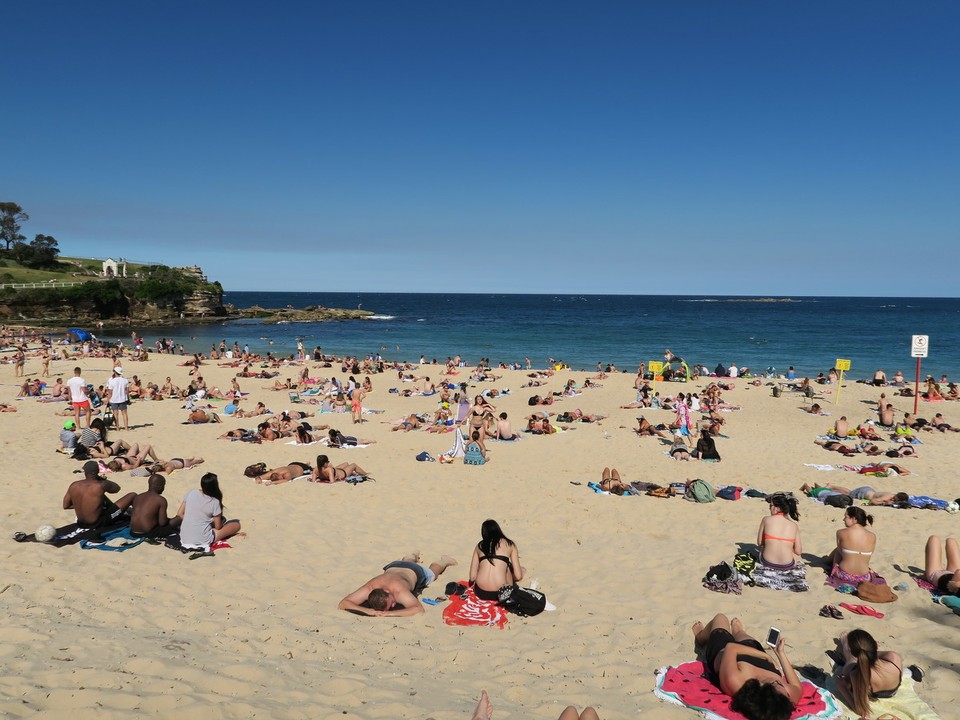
<box><xmin>692</xmin><ymin>614</ymin><xmax>801</xmax><ymax>720</ymax></box>
<box><xmin>836</xmin><ymin>629</ymin><xmax>903</xmax><ymax>717</ymax></box>
<box><xmin>311</xmin><ymin>454</ymin><xmax>369</xmax><ymax>483</ymax></box>
<box><xmin>104</xmin><ymin>443</ymin><xmax>161</xmax><ymax>471</ymax></box>
<box><xmin>468</xmin><ymin>396</ymin><xmax>494</xmax><ymax>439</ymax></box>
<box><xmin>468</xmin><ymin>519</ymin><xmax>525</xmax><ymax>602</ymax></box>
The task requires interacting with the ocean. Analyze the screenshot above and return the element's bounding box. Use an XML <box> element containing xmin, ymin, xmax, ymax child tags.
<box><xmin>123</xmin><ymin>293</ymin><xmax>959</xmax><ymax>381</ymax></box>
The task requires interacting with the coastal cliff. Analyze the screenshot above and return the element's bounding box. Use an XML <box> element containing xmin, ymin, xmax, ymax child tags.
<box><xmin>0</xmin><ymin>262</ymin><xmax>372</xmax><ymax>327</ymax></box>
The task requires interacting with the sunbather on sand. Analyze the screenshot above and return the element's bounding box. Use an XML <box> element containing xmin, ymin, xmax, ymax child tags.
<box><xmin>149</xmin><ymin>457</ymin><xmax>205</xmax><ymax>474</ymax></box>
<box><xmin>311</xmin><ymin>454</ymin><xmax>369</xmax><ymax>483</ymax></box>
<box><xmin>799</xmin><ymin>483</ymin><xmax>908</xmax><ymax>506</ymax></box>
<box><xmin>634</xmin><ymin>416</ymin><xmax>666</xmax><ymax>438</ymax></box>
<box><xmin>255</xmin><ymin>462</ymin><xmax>313</xmax><ymax>485</ymax></box>
<box><xmin>598</xmin><ymin>468</ymin><xmax>631</xmax><ymax>495</ymax></box>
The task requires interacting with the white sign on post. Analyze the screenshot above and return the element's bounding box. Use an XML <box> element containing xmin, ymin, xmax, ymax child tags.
<box><xmin>911</xmin><ymin>335</ymin><xmax>929</xmax><ymax>358</ymax></box>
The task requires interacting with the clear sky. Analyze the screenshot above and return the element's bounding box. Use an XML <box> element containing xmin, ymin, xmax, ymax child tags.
<box><xmin>5</xmin><ymin>2</ymin><xmax>958</xmax><ymax>294</ymax></box>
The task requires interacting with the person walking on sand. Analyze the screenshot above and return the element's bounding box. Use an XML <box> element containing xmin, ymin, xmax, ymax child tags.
<box><xmin>66</xmin><ymin>366</ymin><xmax>92</xmax><ymax>429</ymax></box>
<box><xmin>338</xmin><ymin>552</ymin><xmax>457</xmax><ymax>617</ymax></box>
<box><xmin>351</xmin><ymin>386</ymin><xmax>365</xmax><ymax>424</ymax></box>
<box><xmin>105</xmin><ymin>366</ymin><xmax>130</xmax><ymax>431</ymax></box>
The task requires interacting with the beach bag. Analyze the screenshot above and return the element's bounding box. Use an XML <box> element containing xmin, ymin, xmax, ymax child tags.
<box><xmin>463</xmin><ymin>442</ymin><xmax>486</xmax><ymax>465</ymax></box>
<box><xmin>716</xmin><ymin>486</ymin><xmax>742</xmax><ymax>501</ymax></box>
<box><xmin>857</xmin><ymin>582</ymin><xmax>898</xmax><ymax>603</ymax></box>
<box><xmin>824</xmin><ymin>494</ymin><xmax>853</xmax><ymax>509</ymax></box>
<box><xmin>243</xmin><ymin>462</ymin><xmax>267</xmax><ymax>478</ymax></box>
<box><xmin>685</xmin><ymin>479</ymin><xmax>715</xmax><ymax>503</ymax></box>
<box><xmin>498</xmin><ymin>584</ymin><xmax>547</xmax><ymax>616</ymax></box>
<box><xmin>772</xmin><ymin>385</ymin><xmax>782</xmax><ymax>398</ymax></box>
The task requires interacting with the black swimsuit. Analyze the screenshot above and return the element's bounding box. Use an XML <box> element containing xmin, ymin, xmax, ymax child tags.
<box><xmin>474</xmin><ymin>548</ymin><xmax>515</xmax><ymax>601</ymax></box>
<box><xmin>870</xmin><ymin>658</ymin><xmax>903</xmax><ymax>700</ymax></box>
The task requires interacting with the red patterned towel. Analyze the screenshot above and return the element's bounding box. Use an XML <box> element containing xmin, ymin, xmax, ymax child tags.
<box><xmin>654</xmin><ymin>661</ymin><xmax>842</xmax><ymax>719</ymax></box>
<box><xmin>442</xmin><ymin>584</ymin><xmax>509</xmax><ymax>628</ymax></box>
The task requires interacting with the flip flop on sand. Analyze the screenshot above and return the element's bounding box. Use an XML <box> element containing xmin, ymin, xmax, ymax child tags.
<box><xmin>839</xmin><ymin>602</ymin><xmax>884</xmax><ymax>618</ymax></box>
<box><xmin>819</xmin><ymin>604</ymin><xmax>844</xmax><ymax>619</ymax></box>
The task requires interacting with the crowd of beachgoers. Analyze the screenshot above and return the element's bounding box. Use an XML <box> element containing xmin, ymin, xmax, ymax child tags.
<box><xmin>3</xmin><ymin>326</ymin><xmax>958</xmax><ymax>719</ymax></box>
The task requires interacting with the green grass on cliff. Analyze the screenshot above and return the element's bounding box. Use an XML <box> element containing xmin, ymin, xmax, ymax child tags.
<box><xmin>0</xmin><ymin>257</ymin><xmax>150</xmax><ymax>285</ymax></box>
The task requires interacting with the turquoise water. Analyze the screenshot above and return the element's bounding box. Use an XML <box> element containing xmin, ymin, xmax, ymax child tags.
<box><xmin>122</xmin><ymin>293</ymin><xmax>959</xmax><ymax>380</ymax></box>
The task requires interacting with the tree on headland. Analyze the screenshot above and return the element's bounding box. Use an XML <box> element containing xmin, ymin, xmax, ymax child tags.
<box><xmin>12</xmin><ymin>234</ymin><xmax>60</xmax><ymax>268</ymax></box>
<box><xmin>0</xmin><ymin>202</ymin><xmax>28</xmax><ymax>251</ymax></box>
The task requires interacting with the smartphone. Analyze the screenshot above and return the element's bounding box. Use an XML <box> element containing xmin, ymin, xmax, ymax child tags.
<box><xmin>766</xmin><ymin>627</ymin><xmax>781</xmax><ymax>647</ymax></box>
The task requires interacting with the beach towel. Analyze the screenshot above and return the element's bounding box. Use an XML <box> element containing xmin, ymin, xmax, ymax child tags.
<box><xmin>79</xmin><ymin>525</ymin><xmax>146</xmax><ymax>551</ymax></box>
<box><xmin>11</xmin><ymin>517</ymin><xmax>130</xmax><ymax>547</ymax></box>
<box><xmin>654</xmin><ymin>661</ymin><xmax>843</xmax><ymax>720</ymax></box>
<box><xmin>821</xmin><ymin>670</ymin><xmax>941</xmax><ymax>719</ymax></box>
<box><xmin>441</xmin><ymin>427</ymin><xmax>466</xmax><ymax>460</ymax></box>
<box><xmin>442</xmin><ymin>585</ymin><xmax>509</xmax><ymax>628</ymax></box>
<box><xmin>804</xmin><ymin>464</ymin><xmax>837</xmax><ymax>471</ymax></box>
<box><xmin>751</xmin><ymin>562</ymin><xmax>810</xmax><ymax>592</ymax></box>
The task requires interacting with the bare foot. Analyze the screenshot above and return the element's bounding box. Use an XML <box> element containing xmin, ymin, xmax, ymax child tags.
<box><xmin>731</xmin><ymin>617</ymin><xmax>744</xmax><ymax>635</ymax></box>
<box><xmin>402</xmin><ymin>550</ymin><xmax>421</xmax><ymax>563</ymax></box>
<box><xmin>692</xmin><ymin>621</ymin><xmax>704</xmax><ymax>637</ymax></box>
<box><xmin>441</xmin><ymin>555</ymin><xmax>459</xmax><ymax>567</ymax></box>
<box><xmin>472</xmin><ymin>690</ymin><xmax>492</xmax><ymax>720</ymax></box>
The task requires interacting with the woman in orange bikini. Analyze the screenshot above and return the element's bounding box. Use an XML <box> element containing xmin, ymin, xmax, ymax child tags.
<box><xmin>757</xmin><ymin>494</ymin><xmax>802</xmax><ymax>569</ymax></box>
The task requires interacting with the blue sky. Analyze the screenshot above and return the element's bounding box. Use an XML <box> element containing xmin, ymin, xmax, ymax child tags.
<box><xmin>5</xmin><ymin>2</ymin><xmax>958</xmax><ymax>294</ymax></box>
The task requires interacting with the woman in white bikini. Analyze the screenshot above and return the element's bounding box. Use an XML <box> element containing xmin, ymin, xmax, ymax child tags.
<box><xmin>829</xmin><ymin>506</ymin><xmax>878</xmax><ymax>587</ymax></box>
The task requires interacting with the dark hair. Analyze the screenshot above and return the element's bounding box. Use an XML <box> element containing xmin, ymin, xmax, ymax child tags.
<box><xmin>315</xmin><ymin>454</ymin><xmax>329</xmax><ymax>470</ymax></box>
<box><xmin>296</xmin><ymin>426</ymin><xmax>311</xmax><ymax>444</ymax></box>
<box><xmin>769</xmin><ymin>494</ymin><xmax>800</xmax><ymax>521</ymax></box>
<box><xmin>846</xmin><ymin>629</ymin><xmax>879</xmax><ymax>717</ymax></box>
<box><xmin>846</xmin><ymin>506</ymin><xmax>874</xmax><ymax>526</ymax></box>
<box><xmin>367</xmin><ymin>588</ymin><xmax>390</xmax><ymax>611</ymax></box>
<box><xmin>895</xmin><ymin>492</ymin><xmax>909</xmax><ymax>502</ymax></box>
<box><xmin>91</xmin><ymin>417</ymin><xmax>108</xmax><ymax>441</ymax></box>
<box><xmin>200</xmin><ymin>472</ymin><xmax>223</xmax><ymax>504</ymax></box>
<box><xmin>478</xmin><ymin>519</ymin><xmax>514</xmax><ymax>558</ymax></box>
<box><xmin>730</xmin><ymin>679</ymin><xmax>795</xmax><ymax>720</ymax></box>
<box><xmin>471</xmin><ymin>430</ymin><xmax>481</xmax><ymax>441</ymax></box>
<box><xmin>499</xmin><ymin>412</ymin><xmax>507</xmax><ymax>420</ymax></box>
<box><xmin>148</xmin><ymin>474</ymin><xmax>166</xmax><ymax>493</ymax></box>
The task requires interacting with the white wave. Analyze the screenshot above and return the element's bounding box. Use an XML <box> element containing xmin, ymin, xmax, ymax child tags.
<box><xmin>367</xmin><ymin>314</ymin><xmax>396</xmax><ymax>320</ymax></box>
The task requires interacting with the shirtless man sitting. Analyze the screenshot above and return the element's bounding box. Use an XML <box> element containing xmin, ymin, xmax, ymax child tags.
<box><xmin>832</xmin><ymin>416</ymin><xmax>850</xmax><ymax>438</ymax></box>
<box><xmin>494</xmin><ymin>412</ymin><xmax>518</xmax><ymax>440</ymax></box>
<box><xmin>338</xmin><ymin>552</ymin><xmax>458</xmax><ymax>617</ymax></box>
<box><xmin>876</xmin><ymin>394</ymin><xmax>895</xmax><ymax>425</ymax></box>
<box><xmin>129</xmin><ymin>474</ymin><xmax>182</xmax><ymax>538</ymax></box>
<box><xmin>63</xmin><ymin>460</ymin><xmax>136</xmax><ymax>528</ymax></box>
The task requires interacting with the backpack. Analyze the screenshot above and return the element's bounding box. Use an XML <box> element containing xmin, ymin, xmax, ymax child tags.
<box><xmin>498</xmin><ymin>584</ymin><xmax>547</xmax><ymax>616</ymax></box>
<box><xmin>685</xmin><ymin>479</ymin><xmax>716</xmax><ymax>503</ymax></box>
<box><xmin>772</xmin><ymin>385</ymin><xmax>782</xmax><ymax>398</ymax></box>
<box><xmin>824</xmin><ymin>494</ymin><xmax>853</xmax><ymax>509</ymax></box>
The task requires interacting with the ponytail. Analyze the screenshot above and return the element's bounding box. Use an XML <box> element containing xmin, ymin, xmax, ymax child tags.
<box><xmin>846</xmin><ymin>629</ymin><xmax>879</xmax><ymax>718</ymax></box>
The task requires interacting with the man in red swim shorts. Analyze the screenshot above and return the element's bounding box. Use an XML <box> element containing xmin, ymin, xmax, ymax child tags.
<box><xmin>66</xmin><ymin>366</ymin><xmax>92</xmax><ymax>429</ymax></box>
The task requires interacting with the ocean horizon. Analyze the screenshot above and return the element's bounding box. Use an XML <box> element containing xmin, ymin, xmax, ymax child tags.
<box><xmin>108</xmin><ymin>292</ymin><xmax>959</xmax><ymax>381</ymax></box>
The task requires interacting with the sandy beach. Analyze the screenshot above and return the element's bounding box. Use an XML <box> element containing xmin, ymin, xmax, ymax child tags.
<box><xmin>2</xmin><ymin>349</ymin><xmax>957</xmax><ymax>719</ymax></box>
